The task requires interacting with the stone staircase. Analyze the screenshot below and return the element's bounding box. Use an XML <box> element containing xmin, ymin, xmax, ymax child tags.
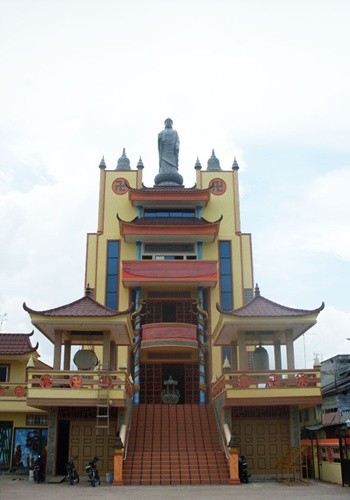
<box><xmin>123</xmin><ymin>404</ymin><xmax>230</xmax><ymax>485</ymax></box>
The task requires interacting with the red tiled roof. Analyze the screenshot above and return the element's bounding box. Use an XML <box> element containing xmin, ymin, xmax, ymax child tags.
<box><xmin>217</xmin><ymin>295</ymin><xmax>325</xmax><ymax>318</ymax></box>
<box><xmin>136</xmin><ymin>185</ymin><xmax>204</xmax><ymax>192</ymax></box>
<box><xmin>0</xmin><ymin>332</ymin><xmax>38</xmax><ymax>355</ymax></box>
<box><xmin>119</xmin><ymin>216</ymin><xmax>221</xmax><ymax>226</ymax></box>
<box><xmin>23</xmin><ymin>295</ymin><xmax>133</xmax><ymax>318</ymax></box>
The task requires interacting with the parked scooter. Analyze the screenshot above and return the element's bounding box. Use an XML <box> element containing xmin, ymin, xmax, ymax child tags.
<box><xmin>33</xmin><ymin>455</ymin><xmax>45</xmax><ymax>483</ymax></box>
<box><xmin>66</xmin><ymin>456</ymin><xmax>80</xmax><ymax>485</ymax></box>
<box><xmin>85</xmin><ymin>456</ymin><xmax>100</xmax><ymax>487</ymax></box>
<box><xmin>238</xmin><ymin>455</ymin><xmax>250</xmax><ymax>483</ymax></box>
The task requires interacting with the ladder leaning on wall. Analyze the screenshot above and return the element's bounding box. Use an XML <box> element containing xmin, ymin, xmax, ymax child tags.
<box><xmin>96</xmin><ymin>362</ymin><xmax>110</xmax><ymax>435</ymax></box>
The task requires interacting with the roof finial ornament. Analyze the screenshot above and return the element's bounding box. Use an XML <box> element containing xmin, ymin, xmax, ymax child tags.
<box><xmin>255</xmin><ymin>284</ymin><xmax>260</xmax><ymax>297</ymax></box>
<box><xmin>116</xmin><ymin>148</ymin><xmax>131</xmax><ymax>170</ymax></box>
<box><xmin>85</xmin><ymin>284</ymin><xmax>93</xmax><ymax>297</ymax></box>
<box><xmin>232</xmin><ymin>157</ymin><xmax>239</xmax><ymax>170</ymax></box>
<box><xmin>136</xmin><ymin>156</ymin><xmax>144</xmax><ymax>169</ymax></box>
<box><xmin>194</xmin><ymin>157</ymin><xmax>202</xmax><ymax>170</ymax></box>
<box><xmin>99</xmin><ymin>156</ymin><xmax>106</xmax><ymax>169</ymax></box>
<box><xmin>207</xmin><ymin>149</ymin><xmax>221</xmax><ymax>171</ymax></box>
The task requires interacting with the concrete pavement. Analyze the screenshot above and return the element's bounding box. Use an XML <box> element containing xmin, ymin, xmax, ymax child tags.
<box><xmin>0</xmin><ymin>475</ymin><xmax>349</xmax><ymax>499</ymax></box>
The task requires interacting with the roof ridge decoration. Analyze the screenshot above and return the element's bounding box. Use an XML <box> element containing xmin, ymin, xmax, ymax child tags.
<box><xmin>207</xmin><ymin>149</ymin><xmax>221</xmax><ymax>171</ymax></box>
<box><xmin>138</xmin><ymin>183</ymin><xmax>201</xmax><ymax>192</ymax></box>
<box><xmin>116</xmin><ymin>148</ymin><xmax>131</xmax><ymax>170</ymax></box>
<box><xmin>232</xmin><ymin>157</ymin><xmax>239</xmax><ymax>170</ymax></box>
<box><xmin>137</xmin><ymin>156</ymin><xmax>144</xmax><ymax>169</ymax></box>
<box><xmin>99</xmin><ymin>155</ymin><xmax>106</xmax><ymax>169</ymax></box>
<box><xmin>194</xmin><ymin>157</ymin><xmax>202</xmax><ymax>170</ymax></box>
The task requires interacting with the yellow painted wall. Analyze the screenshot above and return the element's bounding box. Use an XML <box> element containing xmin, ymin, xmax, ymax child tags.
<box><xmin>2</xmin><ymin>359</ymin><xmax>27</xmax><ymax>383</ymax></box>
<box><xmin>85</xmin><ymin>165</ymin><xmax>255</xmax><ymax>379</ymax></box>
<box><xmin>198</xmin><ymin>169</ymin><xmax>253</xmax><ymax>377</ymax></box>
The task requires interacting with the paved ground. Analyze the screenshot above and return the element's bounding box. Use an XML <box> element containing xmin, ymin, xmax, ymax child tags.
<box><xmin>1</xmin><ymin>475</ymin><xmax>349</xmax><ymax>499</ymax></box>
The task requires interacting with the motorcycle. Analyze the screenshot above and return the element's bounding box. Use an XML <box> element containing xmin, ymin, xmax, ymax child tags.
<box><xmin>85</xmin><ymin>456</ymin><xmax>100</xmax><ymax>487</ymax></box>
<box><xmin>33</xmin><ymin>455</ymin><xmax>45</xmax><ymax>483</ymax></box>
<box><xmin>66</xmin><ymin>456</ymin><xmax>80</xmax><ymax>485</ymax></box>
<box><xmin>238</xmin><ymin>455</ymin><xmax>250</xmax><ymax>483</ymax></box>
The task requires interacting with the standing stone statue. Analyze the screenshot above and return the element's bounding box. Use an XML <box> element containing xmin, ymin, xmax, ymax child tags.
<box><xmin>154</xmin><ymin>118</ymin><xmax>183</xmax><ymax>187</ymax></box>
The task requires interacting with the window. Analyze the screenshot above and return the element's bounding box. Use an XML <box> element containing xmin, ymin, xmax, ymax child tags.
<box><xmin>144</xmin><ymin>209</ymin><xmax>195</xmax><ymax>218</ymax></box>
<box><xmin>244</xmin><ymin>288</ymin><xmax>253</xmax><ymax>304</ymax></box>
<box><xmin>142</xmin><ymin>301</ymin><xmax>196</xmax><ymax>325</ymax></box>
<box><xmin>219</xmin><ymin>241</ymin><xmax>233</xmax><ymax>311</ymax></box>
<box><xmin>142</xmin><ymin>243</ymin><xmax>197</xmax><ymax>260</ymax></box>
<box><xmin>0</xmin><ymin>365</ymin><xmax>9</xmax><ymax>382</ymax></box>
<box><xmin>106</xmin><ymin>241</ymin><xmax>119</xmax><ymax>309</ymax></box>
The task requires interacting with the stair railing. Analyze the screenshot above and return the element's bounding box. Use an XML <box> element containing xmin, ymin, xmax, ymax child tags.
<box><xmin>122</xmin><ymin>417</ymin><xmax>132</xmax><ymax>461</ymax></box>
<box><xmin>221</xmin><ymin>424</ymin><xmax>231</xmax><ymax>460</ymax></box>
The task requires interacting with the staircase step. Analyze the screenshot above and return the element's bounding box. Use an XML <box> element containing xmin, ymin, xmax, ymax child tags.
<box><xmin>123</xmin><ymin>404</ymin><xmax>230</xmax><ymax>485</ymax></box>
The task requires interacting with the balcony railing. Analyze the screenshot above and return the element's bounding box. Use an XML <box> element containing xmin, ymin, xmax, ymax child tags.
<box><xmin>212</xmin><ymin>369</ymin><xmax>321</xmax><ymax>401</ymax></box>
<box><xmin>0</xmin><ymin>382</ymin><xmax>28</xmax><ymax>401</ymax></box>
<box><xmin>26</xmin><ymin>369</ymin><xmax>134</xmax><ymax>407</ymax></box>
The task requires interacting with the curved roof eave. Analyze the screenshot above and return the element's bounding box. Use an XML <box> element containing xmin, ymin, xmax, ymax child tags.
<box><xmin>216</xmin><ymin>296</ymin><xmax>325</xmax><ymax>318</ymax></box>
<box><xmin>23</xmin><ymin>296</ymin><xmax>133</xmax><ymax>318</ymax></box>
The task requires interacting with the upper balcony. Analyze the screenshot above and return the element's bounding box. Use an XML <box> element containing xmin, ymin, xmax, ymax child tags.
<box><xmin>122</xmin><ymin>260</ymin><xmax>218</xmax><ymax>288</ymax></box>
<box><xmin>0</xmin><ymin>382</ymin><xmax>43</xmax><ymax>413</ymax></box>
<box><xmin>25</xmin><ymin>369</ymin><xmax>133</xmax><ymax>410</ymax></box>
<box><xmin>211</xmin><ymin>369</ymin><xmax>321</xmax><ymax>407</ymax></box>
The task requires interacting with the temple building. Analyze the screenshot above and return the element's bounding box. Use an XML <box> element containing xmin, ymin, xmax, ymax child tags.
<box><xmin>7</xmin><ymin>120</ymin><xmax>325</xmax><ymax>484</ymax></box>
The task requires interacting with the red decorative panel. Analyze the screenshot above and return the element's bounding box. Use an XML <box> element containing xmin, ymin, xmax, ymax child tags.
<box><xmin>140</xmin><ymin>364</ymin><xmax>162</xmax><ymax>404</ymax></box>
<box><xmin>185</xmin><ymin>364</ymin><xmax>199</xmax><ymax>404</ymax></box>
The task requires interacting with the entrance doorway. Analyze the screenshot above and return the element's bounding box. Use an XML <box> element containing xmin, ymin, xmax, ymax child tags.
<box><xmin>140</xmin><ymin>363</ymin><xmax>199</xmax><ymax>404</ymax></box>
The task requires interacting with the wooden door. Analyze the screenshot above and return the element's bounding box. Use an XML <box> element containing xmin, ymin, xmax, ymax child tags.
<box><xmin>69</xmin><ymin>421</ymin><xmax>115</xmax><ymax>476</ymax></box>
<box><xmin>233</xmin><ymin>418</ymin><xmax>290</xmax><ymax>475</ymax></box>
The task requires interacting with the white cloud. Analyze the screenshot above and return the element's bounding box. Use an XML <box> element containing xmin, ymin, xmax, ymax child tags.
<box><xmin>1</xmin><ymin>0</ymin><xmax>350</xmax><ymax>369</ymax></box>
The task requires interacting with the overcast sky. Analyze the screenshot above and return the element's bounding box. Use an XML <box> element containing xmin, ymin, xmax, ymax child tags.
<box><xmin>1</xmin><ymin>0</ymin><xmax>350</xmax><ymax>369</ymax></box>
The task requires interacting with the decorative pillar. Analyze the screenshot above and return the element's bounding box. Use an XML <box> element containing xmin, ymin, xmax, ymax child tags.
<box><xmin>53</xmin><ymin>331</ymin><xmax>62</xmax><ymax>370</ymax></box>
<box><xmin>63</xmin><ymin>340</ymin><xmax>71</xmax><ymax>370</ymax></box>
<box><xmin>197</xmin><ymin>287</ymin><xmax>206</xmax><ymax>405</ymax></box>
<box><xmin>133</xmin><ymin>287</ymin><xmax>142</xmax><ymax>405</ymax></box>
<box><xmin>112</xmin><ymin>434</ymin><xmax>124</xmax><ymax>486</ymax></box>
<box><xmin>228</xmin><ymin>437</ymin><xmax>241</xmax><ymax>485</ymax></box>
<box><xmin>274</xmin><ymin>340</ymin><xmax>282</xmax><ymax>370</ymax></box>
<box><xmin>110</xmin><ymin>340</ymin><xmax>116</xmax><ymax>370</ymax></box>
<box><xmin>286</xmin><ymin>329</ymin><xmax>295</xmax><ymax>370</ymax></box>
<box><xmin>103</xmin><ymin>332</ymin><xmax>111</xmax><ymax>366</ymax></box>
<box><xmin>231</xmin><ymin>340</ymin><xmax>238</xmax><ymax>371</ymax></box>
<box><xmin>238</xmin><ymin>331</ymin><xmax>247</xmax><ymax>371</ymax></box>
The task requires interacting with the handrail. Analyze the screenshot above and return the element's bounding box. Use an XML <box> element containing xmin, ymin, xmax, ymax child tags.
<box><xmin>221</xmin><ymin>427</ymin><xmax>230</xmax><ymax>460</ymax></box>
<box><xmin>123</xmin><ymin>411</ymin><xmax>132</xmax><ymax>461</ymax></box>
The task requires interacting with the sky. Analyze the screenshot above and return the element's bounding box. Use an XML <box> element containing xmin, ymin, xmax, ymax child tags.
<box><xmin>1</xmin><ymin>0</ymin><xmax>350</xmax><ymax>369</ymax></box>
